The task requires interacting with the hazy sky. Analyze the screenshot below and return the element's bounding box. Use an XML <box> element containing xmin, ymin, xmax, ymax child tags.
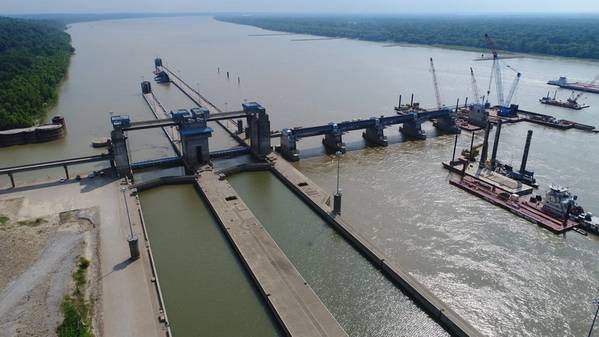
<box><xmin>2</xmin><ymin>0</ymin><xmax>599</xmax><ymax>15</ymax></box>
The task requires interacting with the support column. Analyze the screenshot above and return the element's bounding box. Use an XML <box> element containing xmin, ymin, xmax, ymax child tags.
<box><xmin>280</xmin><ymin>129</ymin><xmax>299</xmax><ymax>161</ymax></box>
<box><xmin>400</xmin><ymin>114</ymin><xmax>426</xmax><ymax>140</ymax></box>
<box><xmin>434</xmin><ymin>110</ymin><xmax>461</xmax><ymax>134</ymax></box>
<box><xmin>362</xmin><ymin>118</ymin><xmax>388</xmax><ymax>146</ymax></box>
<box><xmin>322</xmin><ymin>124</ymin><xmax>346</xmax><ymax>154</ymax></box>
<box><xmin>479</xmin><ymin>122</ymin><xmax>492</xmax><ymax>167</ymax></box>
<box><xmin>179</xmin><ymin>112</ymin><xmax>213</xmax><ymax>169</ymax></box>
<box><xmin>490</xmin><ymin>120</ymin><xmax>503</xmax><ymax>170</ymax></box>
<box><xmin>244</xmin><ymin>102</ymin><xmax>272</xmax><ymax>159</ymax></box>
<box><xmin>520</xmin><ymin>130</ymin><xmax>533</xmax><ymax>175</ymax></box>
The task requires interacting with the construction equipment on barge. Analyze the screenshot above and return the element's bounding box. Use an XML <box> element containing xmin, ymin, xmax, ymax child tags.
<box><xmin>450</xmin><ymin>174</ymin><xmax>595</xmax><ymax>235</ymax></box>
<box><xmin>540</xmin><ymin>90</ymin><xmax>590</xmax><ymax>110</ymax></box>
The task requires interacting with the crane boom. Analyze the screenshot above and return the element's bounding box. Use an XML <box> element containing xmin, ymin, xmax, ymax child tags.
<box><xmin>484</xmin><ymin>33</ymin><xmax>498</xmax><ymax>59</ymax></box>
<box><xmin>470</xmin><ymin>67</ymin><xmax>482</xmax><ymax>105</ymax></box>
<box><xmin>494</xmin><ymin>59</ymin><xmax>504</xmax><ymax>107</ymax></box>
<box><xmin>505</xmin><ymin>72</ymin><xmax>521</xmax><ymax>106</ymax></box>
<box><xmin>430</xmin><ymin>57</ymin><xmax>442</xmax><ymax>109</ymax></box>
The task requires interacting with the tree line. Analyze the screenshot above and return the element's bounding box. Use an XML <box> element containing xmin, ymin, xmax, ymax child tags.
<box><xmin>0</xmin><ymin>17</ymin><xmax>73</xmax><ymax>130</ymax></box>
<box><xmin>216</xmin><ymin>15</ymin><xmax>599</xmax><ymax>60</ymax></box>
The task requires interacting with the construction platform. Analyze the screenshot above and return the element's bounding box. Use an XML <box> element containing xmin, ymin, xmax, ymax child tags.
<box><xmin>450</xmin><ymin>176</ymin><xmax>579</xmax><ymax>234</ymax></box>
<box><xmin>194</xmin><ymin>167</ymin><xmax>348</xmax><ymax>337</ymax></box>
<box><xmin>443</xmin><ymin>161</ymin><xmax>534</xmax><ymax>196</ymax></box>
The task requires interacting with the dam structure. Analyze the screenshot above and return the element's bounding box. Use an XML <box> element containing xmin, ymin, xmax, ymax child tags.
<box><xmin>0</xmin><ymin>57</ymin><xmax>483</xmax><ymax>337</ymax></box>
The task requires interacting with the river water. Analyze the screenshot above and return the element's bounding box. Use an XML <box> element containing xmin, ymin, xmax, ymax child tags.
<box><xmin>0</xmin><ymin>15</ymin><xmax>597</xmax><ymax>337</ymax></box>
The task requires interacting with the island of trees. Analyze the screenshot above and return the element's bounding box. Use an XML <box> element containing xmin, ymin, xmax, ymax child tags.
<box><xmin>216</xmin><ymin>15</ymin><xmax>599</xmax><ymax>60</ymax></box>
<box><xmin>0</xmin><ymin>17</ymin><xmax>73</xmax><ymax>130</ymax></box>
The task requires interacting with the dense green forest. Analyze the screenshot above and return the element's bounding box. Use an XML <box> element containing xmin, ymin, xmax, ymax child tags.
<box><xmin>216</xmin><ymin>15</ymin><xmax>599</xmax><ymax>60</ymax></box>
<box><xmin>0</xmin><ymin>17</ymin><xmax>73</xmax><ymax>130</ymax></box>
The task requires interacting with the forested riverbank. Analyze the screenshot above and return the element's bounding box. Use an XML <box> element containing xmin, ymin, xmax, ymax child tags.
<box><xmin>216</xmin><ymin>14</ymin><xmax>599</xmax><ymax>60</ymax></box>
<box><xmin>0</xmin><ymin>17</ymin><xmax>73</xmax><ymax>130</ymax></box>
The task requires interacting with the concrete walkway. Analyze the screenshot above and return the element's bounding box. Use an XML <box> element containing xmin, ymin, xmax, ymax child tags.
<box><xmin>194</xmin><ymin>167</ymin><xmax>348</xmax><ymax>337</ymax></box>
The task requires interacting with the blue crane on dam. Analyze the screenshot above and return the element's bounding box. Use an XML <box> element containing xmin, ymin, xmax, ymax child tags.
<box><xmin>277</xmin><ymin>108</ymin><xmax>460</xmax><ymax>161</ymax></box>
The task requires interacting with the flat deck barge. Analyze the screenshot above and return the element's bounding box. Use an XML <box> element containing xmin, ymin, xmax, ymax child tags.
<box><xmin>450</xmin><ymin>176</ymin><xmax>578</xmax><ymax>234</ymax></box>
<box><xmin>442</xmin><ymin>161</ymin><xmax>535</xmax><ymax>196</ymax></box>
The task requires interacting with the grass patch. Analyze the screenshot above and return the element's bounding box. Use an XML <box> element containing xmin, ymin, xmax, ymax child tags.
<box><xmin>57</xmin><ymin>257</ymin><xmax>94</xmax><ymax>337</ymax></box>
<box><xmin>17</xmin><ymin>217</ymin><xmax>47</xmax><ymax>227</ymax></box>
<box><xmin>0</xmin><ymin>214</ymin><xmax>9</xmax><ymax>225</ymax></box>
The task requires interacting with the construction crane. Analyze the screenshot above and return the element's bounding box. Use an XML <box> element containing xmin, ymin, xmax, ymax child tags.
<box><xmin>484</xmin><ymin>34</ymin><xmax>500</xmax><ymax>104</ymax></box>
<box><xmin>430</xmin><ymin>57</ymin><xmax>442</xmax><ymax>109</ymax></box>
<box><xmin>504</xmin><ymin>64</ymin><xmax>521</xmax><ymax>107</ymax></box>
<box><xmin>484</xmin><ymin>33</ymin><xmax>521</xmax><ymax>116</ymax></box>
<box><xmin>470</xmin><ymin>67</ymin><xmax>483</xmax><ymax>105</ymax></box>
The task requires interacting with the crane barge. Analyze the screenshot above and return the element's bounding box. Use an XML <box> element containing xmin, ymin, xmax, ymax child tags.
<box><xmin>539</xmin><ymin>90</ymin><xmax>589</xmax><ymax>110</ymax></box>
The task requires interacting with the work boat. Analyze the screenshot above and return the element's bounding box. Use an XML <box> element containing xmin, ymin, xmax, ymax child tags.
<box><xmin>532</xmin><ymin>185</ymin><xmax>598</xmax><ymax>235</ymax></box>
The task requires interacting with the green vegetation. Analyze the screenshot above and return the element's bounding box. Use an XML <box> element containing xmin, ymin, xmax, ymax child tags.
<box><xmin>0</xmin><ymin>214</ymin><xmax>9</xmax><ymax>225</ymax></box>
<box><xmin>0</xmin><ymin>17</ymin><xmax>73</xmax><ymax>130</ymax></box>
<box><xmin>216</xmin><ymin>15</ymin><xmax>599</xmax><ymax>60</ymax></box>
<box><xmin>57</xmin><ymin>257</ymin><xmax>94</xmax><ymax>337</ymax></box>
<box><xmin>17</xmin><ymin>217</ymin><xmax>47</xmax><ymax>227</ymax></box>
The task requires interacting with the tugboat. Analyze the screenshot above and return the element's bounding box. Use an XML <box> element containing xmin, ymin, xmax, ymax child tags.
<box><xmin>531</xmin><ymin>185</ymin><xmax>598</xmax><ymax>235</ymax></box>
<box><xmin>539</xmin><ymin>90</ymin><xmax>589</xmax><ymax>110</ymax></box>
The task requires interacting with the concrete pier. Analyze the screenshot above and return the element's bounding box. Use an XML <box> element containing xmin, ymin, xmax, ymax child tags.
<box><xmin>400</xmin><ymin>118</ymin><xmax>426</xmax><ymax>140</ymax></box>
<box><xmin>193</xmin><ymin>167</ymin><xmax>348</xmax><ymax>337</ymax></box>
<box><xmin>322</xmin><ymin>125</ymin><xmax>346</xmax><ymax>154</ymax></box>
<box><xmin>279</xmin><ymin>129</ymin><xmax>300</xmax><ymax>161</ymax></box>
<box><xmin>362</xmin><ymin>118</ymin><xmax>388</xmax><ymax>146</ymax></box>
<box><xmin>434</xmin><ymin>114</ymin><xmax>461</xmax><ymax>135</ymax></box>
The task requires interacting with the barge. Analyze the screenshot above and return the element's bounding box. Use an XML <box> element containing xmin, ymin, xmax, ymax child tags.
<box><xmin>0</xmin><ymin>116</ymin><xmax>66</xmax><ymax>147</ymax></box>
<box><xmin>548</xmin><ymin>76</ymin><xmax>599</xmax><ymax>95</ymax></box>
<box><xmin>539</xmin><ymin>92</ymin><xmax>589</xmax><ymax>110</ymax></box>
<box><xmin>450</xmin><ymin>176</ymin><xmax>579</xmax><ymax>234</ymax></box>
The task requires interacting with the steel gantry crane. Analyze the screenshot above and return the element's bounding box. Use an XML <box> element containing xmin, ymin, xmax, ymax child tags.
<box><xmin>430</xmin><ymin>57</ymin><xmax>443</xmax><ymax>109</ymax></box>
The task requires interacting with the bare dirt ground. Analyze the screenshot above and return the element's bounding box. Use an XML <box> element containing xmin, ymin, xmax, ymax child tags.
<box><xmin>0</xmin><ymin>177</ymin><xmax>164</xmax><ymax>337</ymax></box>
<box><xmin>0</xmin><ymin>197</ymin><xmax>99</xmax><ymax>337</ymax></box>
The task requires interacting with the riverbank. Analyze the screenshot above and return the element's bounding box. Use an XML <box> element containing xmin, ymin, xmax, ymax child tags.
<box><xmin>0</xmin><ymin>17</ymin><xmax>73</xmax><ymax>131</ymax></box>
<box><xmin>214</xmin><ymin>14</ymin><xmax>599</xmax><ymax>62</ymax></box>
<box><xmin>0</xmin><ymin>176</ymin><xmax>167</xmax><ymax>337</ymax></box>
